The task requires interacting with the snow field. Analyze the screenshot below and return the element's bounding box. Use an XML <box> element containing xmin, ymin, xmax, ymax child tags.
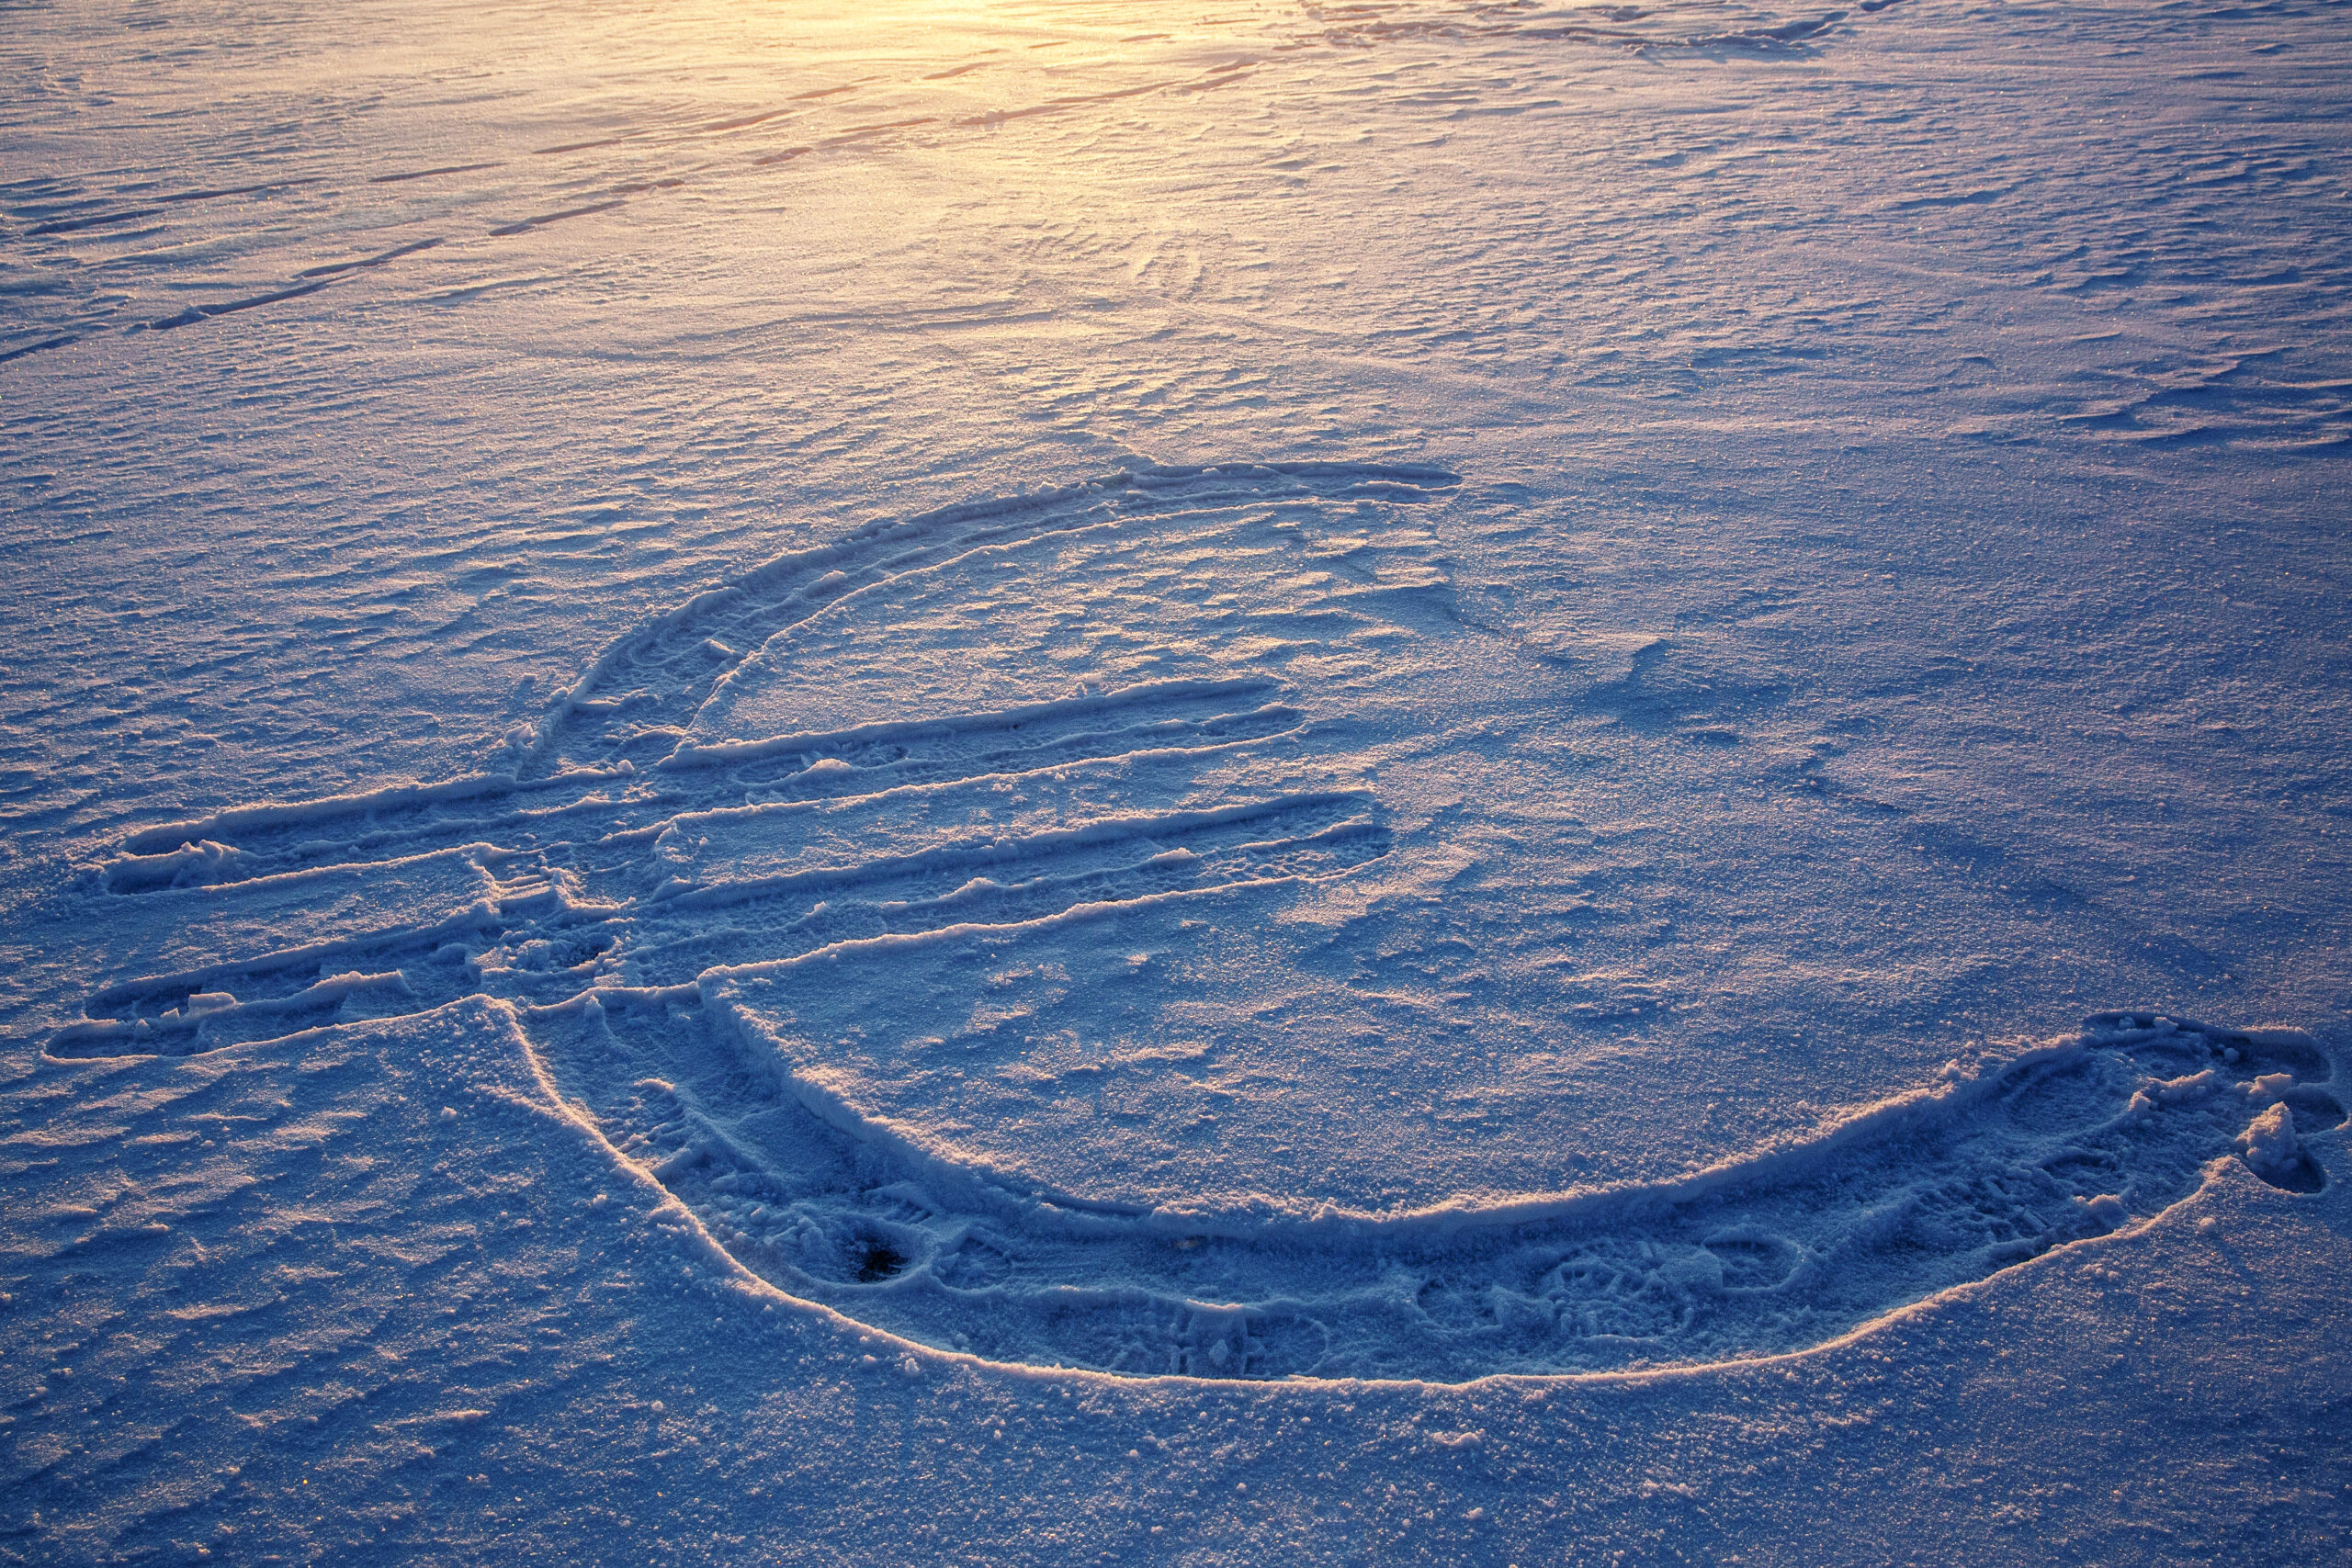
<box><xmin>5</xmin><ymin>0</ymin><xmax>2351</xmax><ymax>1560</ymax></box>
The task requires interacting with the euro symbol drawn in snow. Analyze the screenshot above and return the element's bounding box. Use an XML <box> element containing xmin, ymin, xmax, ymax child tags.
<box><xmin>51</xmin><ymin>463</ymin><xmax>2344</xmax><ymax>1381</ymax></box>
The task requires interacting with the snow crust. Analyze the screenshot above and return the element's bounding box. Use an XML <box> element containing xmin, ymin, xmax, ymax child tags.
<box><xmin>3</xmin><ymin>0</ymin><xmax>2349</xmax><ymax>1560</ymax></box>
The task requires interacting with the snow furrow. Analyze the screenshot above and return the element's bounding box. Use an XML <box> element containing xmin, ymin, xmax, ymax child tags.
<box><xmin>537</xmin><ymin>1001</ymin><xmax>2343</xmax><ymax>1380</ymax></box>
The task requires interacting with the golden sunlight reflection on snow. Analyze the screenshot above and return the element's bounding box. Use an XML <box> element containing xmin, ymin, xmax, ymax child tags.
<box><xmin>493</xmin><ymin>0</ymin><xmax>1284</xmax><ymax>182</ymax></box>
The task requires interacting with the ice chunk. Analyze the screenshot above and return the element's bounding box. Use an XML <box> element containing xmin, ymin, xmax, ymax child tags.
<box><xmin>2236</xmin><ymin>1101</ymin><xmax>2302</xmax><ymax>1186</ymax></box>
<box><xmin>2247</xmin><ymin>1072</ymin><xmax>2296</xmax><ymax>1103</ymax></box>
<box><xmin>2127</xmin><ymin>1068</ymin><xmax>2221</xmax><ymax>1113</ymax></box>
<box><xmin>2075</xmin><ymin>1192</ymin><xmax>2126</xmax><ymax>1227</ymax></box>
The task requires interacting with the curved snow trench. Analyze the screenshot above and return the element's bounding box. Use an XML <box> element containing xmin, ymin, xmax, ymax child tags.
<box><xmin>51</xmin><ymin>461</ymin><xmax>2344</xmax><ymax>1381</ymax></box>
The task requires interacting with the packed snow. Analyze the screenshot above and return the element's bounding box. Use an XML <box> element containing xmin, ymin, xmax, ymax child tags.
<box><xmin>3</xmin><ymin>0</ymin><xmax>2347</xmax><ymax>1562</ymax></box>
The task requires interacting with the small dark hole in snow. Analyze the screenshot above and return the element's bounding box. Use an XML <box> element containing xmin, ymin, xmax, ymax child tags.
<box><xmin>856</xmin><ymin>1241</ymin><xmax>908</xmax><ymax>1281</ymax></box>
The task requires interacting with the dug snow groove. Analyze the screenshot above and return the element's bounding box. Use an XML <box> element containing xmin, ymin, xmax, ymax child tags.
<box><xmin>49</xmin><ymin>457</ymin><xmax>1438</xmax><ymax>1119</ymax></box>
<box><xmin>529</xmin><ymin>1002</ymin><xmax>2342</xmax><ymax>1381</ymax></box>
<box><xmin>521</xmin><ymin>461</ymin><xmax>1454</xmax><ymax>776</ymax></box>
<box><xmin>50</xmin><ymin>463</ymin><xmax>2339</xmax><ymax>1382</ymax></box>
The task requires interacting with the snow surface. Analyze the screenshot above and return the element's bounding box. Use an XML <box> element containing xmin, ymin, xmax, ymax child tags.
<box><xmin>3</xmin><ymin>0</ymin><xmax>2349</xmax><ymax>1561</ymax></box>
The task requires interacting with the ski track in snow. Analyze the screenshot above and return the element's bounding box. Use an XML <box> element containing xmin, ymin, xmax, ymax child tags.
<box><xmin>43</xmin><ymin>461</ymin><xmax>2344</xmax><ymax>1382</ymax></box>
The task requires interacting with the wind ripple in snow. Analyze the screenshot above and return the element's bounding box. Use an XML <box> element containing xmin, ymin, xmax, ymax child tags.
<box><xmin>0</xmin><ymin>0</ymin><xmax>1906</xmax><ymax>360</ymax></box>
